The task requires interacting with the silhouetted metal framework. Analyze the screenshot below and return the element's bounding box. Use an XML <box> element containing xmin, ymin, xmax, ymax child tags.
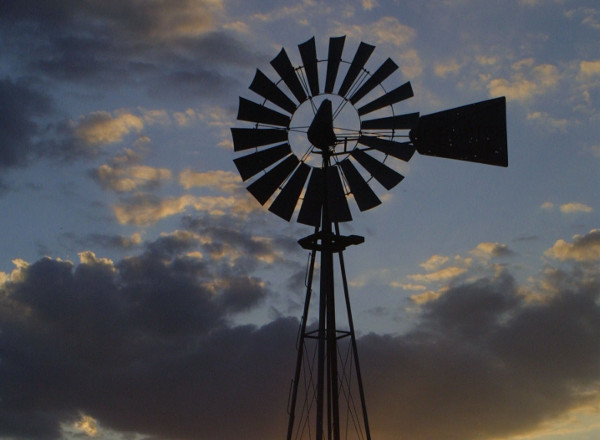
<box><xmin>231</xmin><ymin>36</ymin><xmax>508</xmax><ymax>440</ymax></box>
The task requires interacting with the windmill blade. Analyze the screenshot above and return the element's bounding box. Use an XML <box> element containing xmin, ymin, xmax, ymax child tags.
<box><xmin>338</xmin><ymin>42</ymin><xmax>375</xmax><ymax>98</ymax></box>
<box><xmin>298</xmin><ymin>37</ymin><xmax>320</xmax><ymax>96</ymax></box>
<box><xmin>234</xmin><ymin>143</ymin><xmax>292</xmax><ymax>181</ymax></box>
<box><xmin>231</xmin><ymin>128</ymin><xmax>288</xmax><ymax>151</ymax></box>
<box><xmin>327</xmin><ymin>165</ymin><xmax>352</xmax><ymax>222</ymax></box>
<box><xmin>410</xmin><ymin>97</ymin><xmax>508</xmax><ymax>167</ymax></box>
<box><xmin>350</xmin><ymin>149</ymin><xmax>404</xmax><ymax>190</ymax></box>
<box><xmin>358</xmin><ymin>135</ymin><xmax>416</xmax><ymax>162</ymax></box>
<box><xmin>357</xmin><ymin>82</ymin><xmax>413</xmax><ymax>116</ymax></box>
<box><xmin>298</xmin><ymin>168</ymin><xmax>324</xmax><ymax>227</ymax></box>
<box><xmin>270</xmin><ymin>48</ymin><xmax>307</xmax><ymax>103</ymax></box>
<box><xmin>249</xmin><ymin>69</ymin><xmax>297</xmax><ymax>114</ymax></box>
<box><xmin>361</xmin><ymin>112</ymin><xmax>420</xmax><ymax>130</ymax></box>
<box><xmin>349</xmin><ymin>58</ymin><xmax>398</xmax><ymax>105</ymax></box>
<box><xmin>247</xmin><ymin>155</ymin><xmax>300</xmax><ymax>205</ymax></box>
<box><xmin>237</xmin><ymin>97</ymin><xmax>291</xmax><ymax>127</ymax></box>
<box><xmin>339</xmin><ymin>158</ymin><xmax>381</xmax><ymax>211</ymax></box>
<box><xmin>325</xmin><ymin>36</ymin><xmax>346</xmax><ymax>94</ymax></box>
<box><xmin>269</xmin><ymin>162</ymin><xmax>311</xmax><ymax>221</ymax></box>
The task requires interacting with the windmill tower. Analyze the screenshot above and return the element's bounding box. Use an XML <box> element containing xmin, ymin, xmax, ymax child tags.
<box><xmin>231</xmin><ymin>36</ymin><xmax>507</xmax><ymax>440</ymax></box>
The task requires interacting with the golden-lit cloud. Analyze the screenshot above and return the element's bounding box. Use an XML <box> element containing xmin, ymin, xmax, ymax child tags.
<box><xmin>527</xmin><ymin>111</ymin><xmax>569</xmax><ymax>132</ymax></box>
<box><xmin>389</xmin><ymin>282</ymin><xmax>427</xmax><ymax>291</ymax></box>
<box><xmin>94</xmin><ymin>163</ymin><xmax>172</xmax><ymax>192</ymax></box>
<box><xmin>408</xmin><ymin>265</ymin><xmax>468</xmax><ymax>283</ymax></box>
<box><xmin>488</xmin><ymin>59</ymin><xmax>560</xmax><ymax>102</ymax></box>
<box><xmin>470</xmin><ymin>242</ymin><xmax>513</xmax><ymax>259</ymax></box>
<box><xmin>179</xmin><ymin>169</ymin><xmax>241</xmax><ymax>192</ymax></box>
<box><xmin>361</xmin><ymin>0</ymin><xmax>379</xmax><ymax>10</ymax></box>
<box><xmin>541</xmin><ymin>201</ymin><xmax>554</xmax><ymax>210</ymax></box>
<box><xmin>434</xmin><ymin>59</ymin><xmax>462</xmax><ymax>78</ymax></box>
<box><xmin>420</xmin><ymin>254</ymin><xmax>450</xmax><ymax>272</ymax></box>
<box><xmin>73</xmin><ymin>414</ymin><xmax>98</xmax><ymax>437</ymax></box>
<box><xmin>78</xmin><ymin>251</ymin><xmax>115</xmax><ymax>267</ymax></box>
<box><xmin>410</xmin><ymin>289</ymin><xmax>445</xmax><ymax>305</ymax></box>
<box><xmin>113</xmin><ymin>193</ymin><xmax>259</xmax><ymax>225</ymax></box>
<box><xmin>544</xmin><ymin>229</ymin><xmax>600</xmax><ymax>262</ymax></box>
<box><xmin>560</xmin><ymin>202</ymin><xmax>593</xmax><ymax>214</ymax></box>
<box><xmin>141</xmin><ymin>108</ymin><xmax>170</xmax><ymax>125</ymax></box>
<box><xmin>579</xmin><ymin>59</ymin><xmax>600</xmax><ymax>77</ymax></box>
<box><xmin>173</xmin><ymin>108</ymin><xmax>198</xmax><ymax>126</ymax></box>
<box><xmin>74</xmin><ymin>111</ymin><xmax>144</xmax><ymax>146</ymax></box>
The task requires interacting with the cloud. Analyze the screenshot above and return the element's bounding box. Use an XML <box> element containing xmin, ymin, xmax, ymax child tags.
<box><xmin>544</xmin><ymin>229</ymin><xmax>600</xmax><ymax>262</ymax></box>
<box><xmin>487</xmin><ymin>59</ymin><xmax>560</xmax><ymax>102</ymax></box>
<box><xmin>434</xmin><ymin>59</ymin><xmax>462</xmax><ymax>78</ymax></box>
<box><xmin>420</xmin><ymin>254</ymin><xmax>450</xmax><ymax>271</ymax></box>
<box><xmin>113</xmin><ymin>192</ymin><xmax>260</xmax><ymax>225</ymax></box>
<box><xmin>560</xmin><ymin>202</ymin><xmax>593</xmax><ymax>214</ymax></box>
<box><xmin>86</xmin><ymin>232</ymin><xmax>143</xmax><ymax>250</ymax></box>
<box><xmin>0</xmin><ymin>78</ymin><xmax>53</xmax><ymax>169</ymax></box>
<box><xmin>73</xmin><ymin>111</ymin><xmax>144</xmax><ymax>146</ymax></box>
<box><xmin>92</xmin><ymin>149</ymin><xmax>172</xmax><ymax>193</ymax></box>
<box><xmin>0</xmin><ymin>233</ymin><xmax>281</xmax><ymax>440</ymax></box>
<box><xmin>408</xmin><ymin>265</ymin><xmax>469</xmax><ymax>283</ymax></box>
<box><xmin>363</xmin><ymin>267</ymin><xmax>600</xmax><ymax>440</ymax></box>
<box><xmin>527</xmin><ymin>111</ymin><xmax>569</xmax><ymax>132</ymax></box>
<box><xmin>579</xmin><ymin>60</ymin><xmax>600</xmax><ymax>77</ymax></box>
<box><xmin>361</xmin><ymin>0</ymin><xmax>379</xmax><ymax>10</ymax></box>
<box><xmin>179</xmin><ymin>169</ymin><xmax>241</xmax><ymax>192</ymax></box>
<box><xmin>3</xmin><ymin>228</ymin><xmax>600</xmax><ymax>440</ymax></box>
<box><xmin>470</xmin><ymin>242</ymin><xmax>514</xmax><ymax>259</ymax></box>
<box><xmin>541</xmin><ymin>201</ymin><xmax>555</xmax><ymax>210</ymax></box>
<box><xmin>566</xmin><ymin>7</ymin><xmax>600</xmax><ymax>30</ymax></box>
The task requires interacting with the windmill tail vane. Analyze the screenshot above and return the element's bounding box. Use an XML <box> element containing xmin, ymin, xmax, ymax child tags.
<box><xmin>230</xmin><ymin>35</ymin><xmax>507</xmax><ymax>440</ymax></box>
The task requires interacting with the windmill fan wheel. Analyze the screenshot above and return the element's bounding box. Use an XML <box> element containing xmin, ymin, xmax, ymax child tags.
<box><xmin>231</xmin><ymin>36</ymin><xmax>507</xmax><ymax>227</ymax></box>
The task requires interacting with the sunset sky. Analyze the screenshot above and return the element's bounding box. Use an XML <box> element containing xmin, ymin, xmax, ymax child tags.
<box><xmin>1</xmin><ymin>1</ymin><xmax>600</xmax><ymax>439</ymax></box>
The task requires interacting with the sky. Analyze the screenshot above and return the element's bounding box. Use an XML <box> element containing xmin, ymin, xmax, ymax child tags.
<box><xmin>1</xmin><ymin>0</ymin><xmax>600</xmax><ymax>439</ymax></box>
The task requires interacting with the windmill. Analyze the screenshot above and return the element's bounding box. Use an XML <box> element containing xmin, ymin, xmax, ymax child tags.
<box><xmin>231</xmin><ymin>36</ymin><xmax>507</xmax><ymax>440</ymax></box>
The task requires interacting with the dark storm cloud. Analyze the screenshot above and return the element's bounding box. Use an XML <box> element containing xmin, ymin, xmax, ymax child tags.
<box><xmin>0</xmin><ymin>0</ymin><xmax>262</xmax><ymax>169</ymax></box>
<box><xmin>0</xmin><ymin>233</ymin><xmax>277</xmax><ymax>439</ymax></box>
<box><xmin>3</xmin><ymin>238</ymin><xmax>600</xmax><ymax>440</ymax></box>
<box><xmin>0</xmin><ymin>251</ymin><xmax>597</xmax><ymax>439</ymax></box>
<box><xmin>361</xmin><ymin>267</ymin><xmax>600</xmax><ymax>440</ymax></box>
<box><xmin>1</xmin><ymin>0</ymin><xmax>260</xmax><ymax>85</ymax></box>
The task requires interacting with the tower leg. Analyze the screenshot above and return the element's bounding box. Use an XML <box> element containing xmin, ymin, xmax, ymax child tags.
<box><xmin>287</xmin><ymin>244</ymin><xmax>318</xmax><ymax>440</ymax></box>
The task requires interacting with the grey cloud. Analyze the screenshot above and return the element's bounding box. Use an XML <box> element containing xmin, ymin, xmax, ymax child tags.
<box><xmin>361</xmin><ymin>268</ymin><xmax>600</xmax><ymax>440</ymax></box>
<box><xmin>3</xmin><ymin>249</ymin><xmax>600</xmax><ymax>439</ymax></box>
<box><xmin>0</xmin><ymin>78</ymin><xmax>52</xmax><ymax>168</ymax></box>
